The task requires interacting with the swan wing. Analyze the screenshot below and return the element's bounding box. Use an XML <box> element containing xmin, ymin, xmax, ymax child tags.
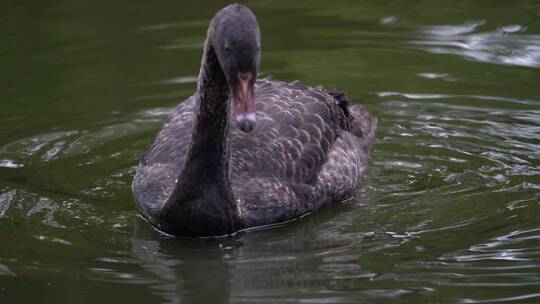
<box><xmin>229</xmin><ymin>78</ymin><xmax>376</xmax><ymax>224</ymax></box>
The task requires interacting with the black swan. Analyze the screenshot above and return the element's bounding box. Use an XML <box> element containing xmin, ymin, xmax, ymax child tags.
<box><xmin>132</xmin><ymin>4</ymin><xmax>376</xmax><ymax>237</ymax></box>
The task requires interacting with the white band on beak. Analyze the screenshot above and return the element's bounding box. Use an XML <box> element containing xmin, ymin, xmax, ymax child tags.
<box><xmin>235</xmin><ymin>112</ymin><xmax>257</xmax><ymax>124</ymax></box>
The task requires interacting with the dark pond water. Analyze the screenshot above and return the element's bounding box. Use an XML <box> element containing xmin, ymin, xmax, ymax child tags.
<box><xmin>2</xmin><ymin>0</ymin><xmax>540</xmax><ymax>303</ymax></box>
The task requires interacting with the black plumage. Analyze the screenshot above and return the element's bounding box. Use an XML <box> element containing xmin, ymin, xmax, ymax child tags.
<box><xmin>132</xmin><ymin>4</ymin><xmax>376</xmax><ymax>237</ymax></box>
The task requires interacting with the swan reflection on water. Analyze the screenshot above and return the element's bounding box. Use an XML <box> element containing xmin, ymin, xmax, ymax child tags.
<box><xmin>130</xmin><ymin>201</ymin><xmax>368</xmax><ymax>303</ymax></box>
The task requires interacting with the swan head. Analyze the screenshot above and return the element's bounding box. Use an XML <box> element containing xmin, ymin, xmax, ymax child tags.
<box><xmin>210</xmin><ymin>4</ymin><xmax>261</xmax><ymax>133</ymax></box>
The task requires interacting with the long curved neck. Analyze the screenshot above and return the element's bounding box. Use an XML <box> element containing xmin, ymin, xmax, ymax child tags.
<box><xmin>181</xmin><ymin>44</ymin><xmax>231</xmax><ymax>189</ymax></box>
<box><xmin>162</xmin><ymin>42</ymin><xmax>239</xmax><ymax>236</ymax></box>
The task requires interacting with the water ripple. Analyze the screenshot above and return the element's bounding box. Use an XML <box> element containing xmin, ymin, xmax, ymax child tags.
<box><xmin>459</xmin><ymin>292</ymin><xmax>540</xmax><ymax>303</ymax></box>
<box><xmin>411</xmin><ymin>21</ymin><xmax>540</xmax><ymax>68</ymax></box>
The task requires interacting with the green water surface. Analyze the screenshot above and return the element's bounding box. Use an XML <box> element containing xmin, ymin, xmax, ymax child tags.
<box><xmin>1</xmin><ymin>0</ymin><xmax>540</xmax><ymax>303</ymax></box>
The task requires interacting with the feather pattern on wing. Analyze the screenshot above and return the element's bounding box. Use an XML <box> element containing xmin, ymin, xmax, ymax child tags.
<box><xmin>133</xmin><ymin>77</ymin><xmax>376</xmax><ymax>228</ymax></box>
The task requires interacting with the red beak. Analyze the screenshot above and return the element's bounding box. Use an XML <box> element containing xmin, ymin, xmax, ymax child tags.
<box><xmin>231</xmin><ymin>72</ymin><xmax>256</xmax><ymax>133</ymax></box>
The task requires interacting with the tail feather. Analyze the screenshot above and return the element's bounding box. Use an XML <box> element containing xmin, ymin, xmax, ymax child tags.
<box><xmin>327</xmin><ymin>89</ymin><xmax>377</xmax><ymax>141</ymax></box>
<box><xmin>327</xmin><ymin>89</ymin><xmax>350</xmax><ymax>117</ymax></box>
<box><xmin>348</xmin><ymin>105</ymin><xmax>377</xmax><ymax>141</ymax></box>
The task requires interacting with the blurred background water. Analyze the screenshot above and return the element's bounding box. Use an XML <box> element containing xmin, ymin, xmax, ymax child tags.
<box><xmin>1</xmin><ymin>0</ymin><xmax>540</xmax><ymax>303</ymax></box>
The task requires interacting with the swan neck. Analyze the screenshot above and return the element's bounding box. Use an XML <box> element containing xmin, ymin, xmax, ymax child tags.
<box><xmin>183</xmin><ymin>44</ymin><xmax>231</xmax><ymax>189</ymax></box>
<box><xmin>161</xmin><ymin>41</ymin><xmax>239</xmax><ymax>236</ymax></box>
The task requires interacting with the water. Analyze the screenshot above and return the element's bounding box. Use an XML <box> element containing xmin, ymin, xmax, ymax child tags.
<box><xmin>1</xmin><ymin>0</ymin><xmax>540</xmax><ymax>302</ymax></box>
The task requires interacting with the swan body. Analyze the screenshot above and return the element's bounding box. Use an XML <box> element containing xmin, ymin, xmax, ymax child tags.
<box><xmin>132</xmin><ymin>4</ymin><xmax>376</xmax><ymax>237</ymax></box>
